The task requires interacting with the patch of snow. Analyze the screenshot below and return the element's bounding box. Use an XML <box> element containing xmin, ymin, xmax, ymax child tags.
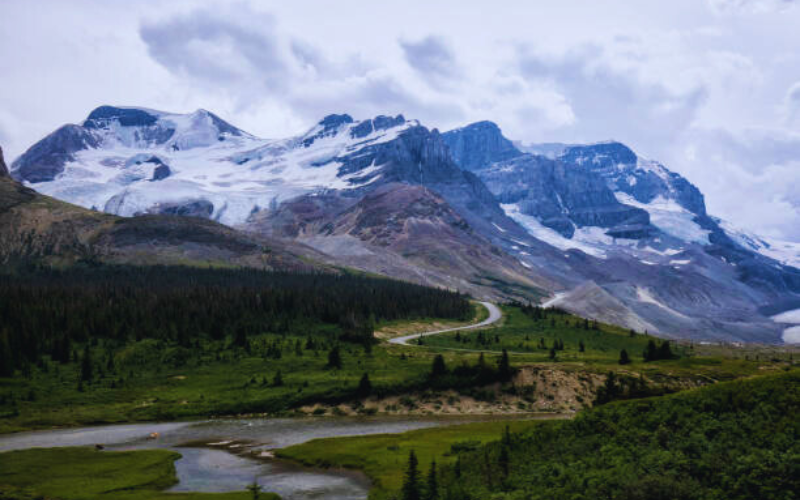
<box><xmin>501</xmin><ymin>203</ymin><xmax>607</xmax><ymax>258</ymax></box>
<box><xmin>615</xmin><ymin>193</ymin><xmax>710</xmax><ymax>244</ymax></box>
<box><xmin>636</xmin><ymin>286</ymin><xmax>690</xmax><ymax>319</ymax></box>
<box><xmin>492</xmin><ymin>222</ymin><xmax>507</xmax><ymax>233</ymax></box>
<box><xmin>670</xmin><ymin>259</ymin><xmax>691</xmax><ymax>265</ymax></box>
<box><xmin>542</xmin><ymin>292</ymin><xmax>568</xmax><ymax>308</ymax></box>
<box><xmin>718</xmin><ymin>219</ymin><xmax>800</xmax><ymax>268</ymax></box>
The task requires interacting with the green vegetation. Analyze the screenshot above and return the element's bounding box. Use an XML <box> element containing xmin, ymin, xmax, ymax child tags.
<box><xmin>1</xmin><ymin>266</ymin><xmax>794</xmax><ymax>436</ymax></box>
<box><xmin>0</xmin><ymin>264</ymin><xmax>471</xmax><ymax>377</ymax></box>
<box><xmin>0</xmin><ymin>447</ymin><xmax>276</xmax><ymax>500</ymax></box>
<box><xmin>434</xmin><ymin>369</ymin><xmax>800</xmax><ymax>500</ymax></box>
<box><xmin>423</xmin><ymin>304</ymin><xmax>667</xmax><ymax>363</ymax></box>
<box><xmin>276</xmin><ymin>418</ymin><xmax>546</xmax><ymax>499</ymax></box>
<box><xmin>278</xmin><ymin>370</ymin><xmax>799</xmax><ymax>500</ymax></box>
<box><xmin>0</xmin><ymin>265</ymin><xmax>472</xmax><ymax>433</ymax></box>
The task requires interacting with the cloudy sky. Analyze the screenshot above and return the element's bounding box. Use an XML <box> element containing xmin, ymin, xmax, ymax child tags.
<box><xmin>1</xmin><ymin>0</ymin><xmax>799</xmax><ymax>241</ymax></box>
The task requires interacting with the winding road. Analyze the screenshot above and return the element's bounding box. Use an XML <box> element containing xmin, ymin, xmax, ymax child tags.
<box><xmin>388</xmin><ymin>301</ymin><xmax>502</xmax><ymax>346</ymax></box>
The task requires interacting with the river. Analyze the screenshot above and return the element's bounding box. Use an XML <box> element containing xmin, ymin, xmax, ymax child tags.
<box><xmin>0</xmin><ymin>415</ymin><xmax>553</xmax><ymax>499</ymax></box>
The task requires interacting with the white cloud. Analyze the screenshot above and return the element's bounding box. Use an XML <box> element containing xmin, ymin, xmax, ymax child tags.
<box><xmin>708</xmin><ymin>0</ymin><xmax>798</xmax><ymax>13</ymax></box>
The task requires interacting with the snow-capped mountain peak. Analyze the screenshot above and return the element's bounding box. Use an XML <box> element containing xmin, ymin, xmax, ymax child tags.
<box><xmin>11</xmin><ymin>108</ymin><xmax>416</xmax><ymax>225</ymax></box>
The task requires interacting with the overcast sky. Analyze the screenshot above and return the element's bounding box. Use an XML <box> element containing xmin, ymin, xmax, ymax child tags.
<box><xmin>1</xmin><ymin>0</ymin><xmax>799</xmax><ymax>241</ymax></box>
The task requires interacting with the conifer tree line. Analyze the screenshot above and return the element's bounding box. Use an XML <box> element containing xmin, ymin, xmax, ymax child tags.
<box><xmin>0</xmin><ymin>265</ymin><xmax>471</xmax><ymax>376</ymax></box>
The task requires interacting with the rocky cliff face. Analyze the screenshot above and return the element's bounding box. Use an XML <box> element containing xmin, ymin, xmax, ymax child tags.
<box><xmin>443</xmin><ymin>124</ymin><xmax>653</xmax><ymax>239</ymax></box>
<box><xmin>559</xmin><ymin>142</ymin><xmax>707</xmax><ymax>216</ymax></box>
<box><xmin>442</xmin><ymin>121</ymin><xmax>521</xmax><ymax>171</ymax></box>
<box><xmin>248</xmin><ymin>183</ymin><xmax>552</xmax><ymax>301</ymax></box>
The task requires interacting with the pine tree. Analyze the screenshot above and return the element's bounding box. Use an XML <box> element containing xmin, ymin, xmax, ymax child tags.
<box><xmin>425</xmin><ymin>460</ymin><xmax>438</xmax><ymax>500</ymax></box>
<box><xmin>549</xmin><ymin>348</ymin><xmax>557</xmax><ymax>361</ymax></box>
<box><xmin>327</xmin><ymin>345</ymin><xmax>342</xmax><ymax>369</ymax></box>
<box><xmin>402</xmin><ymin>450</ymin><xmax>422</xmax><ymax>500</ymax></box>
<box><xmin>643</xmin><ymin>339</ymin><xmax>658</xmax><ymax>362</ymax></box>
<box><xmin>272</xmin><ymin>370</ymin><xmax>284</xmax><ymax>386</ymax></box>
<box><xmin>357</xmin><ymin>372</ymin><xmax>372</xmax><ymax>398</ymax></box>
<box><xmin>657</xmin><ymin>340</ymin><xmax>674</xmax><ymax>360</ymax></box>
<box><xmin>619</xmin><ymin>349</ymin><xmax>631</xmax><ymax>365</ymax></box>
<box><xmin>498</xmin><ymin>349</ymin><xmax>512</xmax><ymax>381</ymax></box>
<box><xmin>431</xmin><ymin>354</ymin><xmax>447</xmax><ymax>378</ymax></box>
<box><xmin>499</xmin><ymin>442</ymin><xmax>510</xmax><ymax>479</ymax></box>
<box><xmin>579</xmin><ymin>340</ymin><xmax>585</xmax><ymax>353</ymax></box>
<box><xmin>80</xmin><ymin>346</ymin><xmax>93</xmax><ymax>383</ymax></box>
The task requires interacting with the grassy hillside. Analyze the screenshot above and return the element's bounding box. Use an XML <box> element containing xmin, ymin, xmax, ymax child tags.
<box><xmin>0</xmin><ymin>173</ymin><xmax>326</xmax><ymax>271</ymax></box>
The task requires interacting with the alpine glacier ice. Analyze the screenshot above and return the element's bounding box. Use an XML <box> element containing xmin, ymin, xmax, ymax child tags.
<box><xmin>12</xmin><ymin>107</ymin><xmax>415</xmax><ymax>226</ymax></box>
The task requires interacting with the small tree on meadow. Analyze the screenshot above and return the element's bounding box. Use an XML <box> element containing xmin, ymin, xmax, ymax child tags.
<box><xmin>619</xmin><ymin>349</ymin><xmax>631</xmax><ymax>365</ymax></box>
<box><xmin>425</xmin><ymin>460</ymin><xmax>439</xmax><ymax>500</ymax></box>
<box><xmin>357</xmin><ymin>372</ymin><xmax>372</xmax><ymax>398</ymax></box>
<box><xmin>431</xmin><ymin>354</ymin><xmax>448</xmax><ymax>378</ymax></box>
<box><xmin>498</xmin><ymin>349</ymin><xmax>512</xmax><ymax>381</ymax></box>
<box><xmin>327</xmin><ymin>345</ymin><xmax>342</xmax><ymax>369</ymax></box>
<box><xmin>402</xmin><ymin>450</ymin><xmax>422</xmax><ymax>500</ymax></box>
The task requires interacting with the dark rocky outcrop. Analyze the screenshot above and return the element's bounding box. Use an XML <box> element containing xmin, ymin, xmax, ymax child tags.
<box><xmin>350</xmin><ymin>114</ymin><xmax>406</xmax><ymax>139</ymax></box>
<box><xmin>11</xmin><ymin>124</ymin><xmax>99</xmax><ymax>183</ymax></box>
<box><xmin>441</xmin><ymin>121</ymin><xmax>521</xmax><ymax>171</ymax></box>
<box><xmin>147</xmin><ymin>199</ymin><xmax>214</xmax><ymax>218</ymax></box>
<box><xmin>146</xmin><ymin>157</ymin><xmax>171</xmax><ymax>181</ymax></box>
<box><xmin>477</xmin><ymin>154</ymin><xmax>652</xmax><ymax>238</ymax></box>
<box><xmin>302</xmin><ymin>114</ymin><xmax>355</xmax><ymax>146</ymax></box>
<box><xmin>84</xmin><ymin>106</ymin><xmax>159</xmax><ymax>128</ymax></box>
<box><xmin>559</xmin><ymin>142</ymin><xmax>706</xmax><ymax>216</ymax></box>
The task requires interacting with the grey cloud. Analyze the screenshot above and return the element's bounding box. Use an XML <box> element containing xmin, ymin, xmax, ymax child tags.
<box><xmin>399</xmin><ymin>35</ymin><xmax>461</xmax><ymax>83</ymax></box>
<box><xmin>516</xmin><ymin>43</ymin><xmax>707</xmax><ymax>152</ymax></box>
<box><xmin>139</xmin><ymin>7</ymin><xmax>289</xmax><ymax>91</ymax></box>
<box><xmin>138</xmin><ymin>7</ymin><xmax>463</xmax><ymax>130</ymax></box>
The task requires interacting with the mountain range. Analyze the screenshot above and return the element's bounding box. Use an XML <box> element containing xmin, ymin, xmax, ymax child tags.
<box><xmin>6</xmin><ymin>106</ymin><xmax>800</xmax><ymax>343</ymax></box>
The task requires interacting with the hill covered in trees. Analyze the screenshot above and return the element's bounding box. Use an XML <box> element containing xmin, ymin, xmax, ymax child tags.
<box><xmin>0</xmin><ymin>265</ymin><xmax>471</xmax><ymax>378</ymax></box>
<box><xmin>427</xmin><ymin>369</ymin><xmax>799</xmax><ymax>500</ymax></box>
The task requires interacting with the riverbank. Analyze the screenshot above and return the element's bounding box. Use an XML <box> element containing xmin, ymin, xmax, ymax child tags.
<box><xmin>0</xmin><ymin>414</ymin><xmax>557</xmax><ymax>500</ymax></box>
